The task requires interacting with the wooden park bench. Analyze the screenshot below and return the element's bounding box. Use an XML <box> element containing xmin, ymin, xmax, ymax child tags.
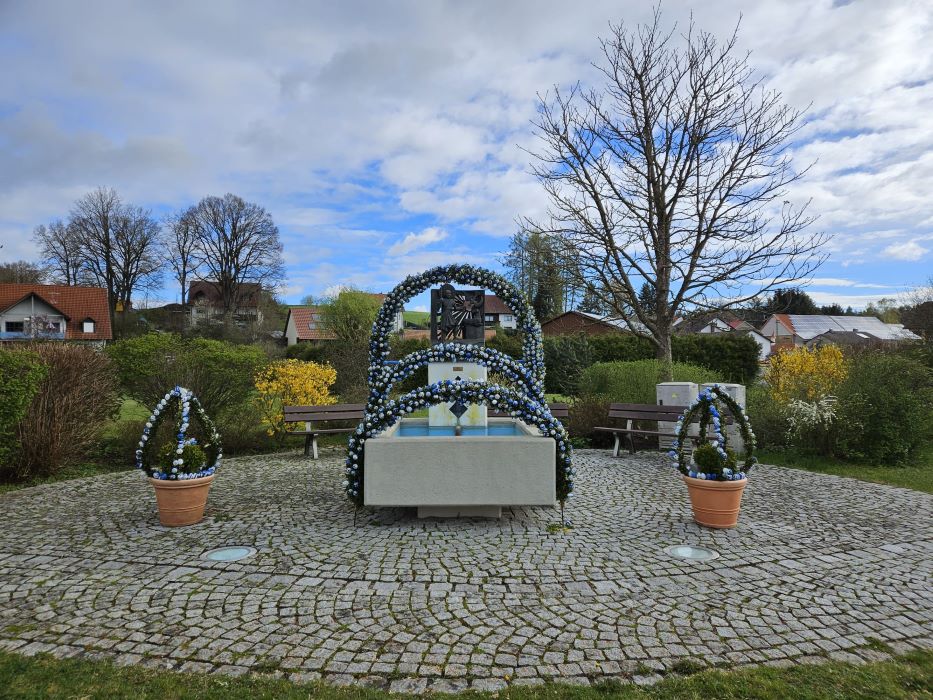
<box><xmin>283</xmin><ymin>403</ymin><xmax>365</xmax><ymax>459</ymax></box>
<box><xmin>489</xmin><ymin>402</ymin><xmax>570</xmax><ymax>420</ymax></box>
<box><xmin>594</xmin><ymin>403</ymin><xmax>732</xmax><ymax>457</ymax></box>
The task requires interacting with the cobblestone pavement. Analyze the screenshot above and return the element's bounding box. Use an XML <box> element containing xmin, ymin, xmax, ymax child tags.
<box><xmin>1</xmin><ymin>449</ymin><xmax>931</xmax><ymax>692</ymax></box>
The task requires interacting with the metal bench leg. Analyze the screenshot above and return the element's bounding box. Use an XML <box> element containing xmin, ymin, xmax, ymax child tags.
<box><xmin>612</xmin><ymin>433</ymin><xmax>620</xmax><ymax>457</ymax></box>
<box><xmin>312</xmin><ymin>435</ymin><xmax>319</xmax><ymax>460</ymax></box>
<box><xmin>628</xmin><ymin>434</ymin><xmax>636</xmax><ymax>454</ymax></box>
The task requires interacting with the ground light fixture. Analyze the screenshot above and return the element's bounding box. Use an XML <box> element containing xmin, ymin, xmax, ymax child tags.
<box><xmin>201</xmin><ymin>546</ymin><xmax>257</xmax><ymax>562</ymax></box>
<box><xmin>664</xmin><ymin>544</ymin><xmax>720</xmax><ymax>561</ymax></box>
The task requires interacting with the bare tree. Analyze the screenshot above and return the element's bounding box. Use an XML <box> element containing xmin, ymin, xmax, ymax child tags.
<box><xmin>32</xmin><ymin>220</ymin><xmax>84</xmax><ymax>285</ymax></box>
<box><xmin>63</xmin><ymin>188</ymin><xmax>164</xmax><ymax>322</ymax></box>
<box><xmin>111</xmin><ymin>204</ymin><xmax>163</xmax><ymax>311</ymax></box>
<box><xmin>525</xmin><ymin>11</ymin><xmax>828</xmax><ymax>376</ymax></box>
<box><xmin>67</xmin><ymin>187</ymin><xmax>122</xmax><ymax>324</ymax></box>
<box><xmin>189</xmin><ymin>193</ymin><xmax>284</xmax><ymax>319</ymax></box>
<box><xmin>162</xmin><ymin>207</ymin><xmax>200</xmax><ymax>305</ymax></box>
<box><xmin>0</xmin><ymin>260</ymin><xmax>45</xmax><ymax>284</ymax></box>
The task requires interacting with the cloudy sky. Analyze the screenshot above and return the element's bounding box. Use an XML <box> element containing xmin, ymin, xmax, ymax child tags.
<box><xmin>1</xmin><ymin>0</ymin><xmax>930</xmax><ymax>310</ymax></box>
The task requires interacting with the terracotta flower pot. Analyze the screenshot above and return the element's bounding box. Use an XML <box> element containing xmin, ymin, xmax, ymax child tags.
<box><xmin>682</xmin><ymin>475</ymin><xmax>747</xmax><ymax>529</ymax></box>
<box><xmin>149</xmin><ymin>475</ymin><xmax>214</xmax><ymax>527</ymax></box>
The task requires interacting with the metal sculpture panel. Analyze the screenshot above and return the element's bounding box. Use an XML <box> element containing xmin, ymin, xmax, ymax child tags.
<box><xmin>430</xmin><ymin>283</ymin><xmax>485</xmax><ymax>344</ymax></box>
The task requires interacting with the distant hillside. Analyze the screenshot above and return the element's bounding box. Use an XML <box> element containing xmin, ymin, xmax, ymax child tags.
<box><xmin>403</xmin><ymin>311</ymin><xmax>430</xmax><ymax>328</ymax></box>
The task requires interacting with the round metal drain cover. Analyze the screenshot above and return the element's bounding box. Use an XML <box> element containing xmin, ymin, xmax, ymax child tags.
<box><xmin>202</xmin><ymin>546</ymin><xmax>256</xmax><ymax>562</ymax></box>
<box><xmin>665</xmin><ymin>544</ymin><xmax>719</xmax><ymax>561</ymax></box>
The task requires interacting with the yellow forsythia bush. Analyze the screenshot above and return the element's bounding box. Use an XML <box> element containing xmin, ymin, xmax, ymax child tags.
<box><xmin>765</xmin><ymin>345</ymin><xmax>847</xmax><ymax>404</ymax></box>
<box><xmin>255</xmin><ymin>359</ymin><xmax>337</xmax><ymax>438</ymax></box>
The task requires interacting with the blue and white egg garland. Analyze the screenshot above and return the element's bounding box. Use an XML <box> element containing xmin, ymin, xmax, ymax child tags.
<box><xmin>670</xmin><ymin>385</ymin><xmax>757</xmax><ymax>482</ymax></box>
<box><xmin>346</xmin><ymin>379</ymin><xmax>573</xmax><ymax>505</ymax></box>
<box><xmin>136</xmin><ymin>386</ymin><xmax>222</xmax><ymax>481</ymax></box>
<box><xmin>349</xmin><ymin>264</ymin><xmax>571</xmax><ymax>506</ymax></box>
<box><xmin>366</xmin><ymin>264</ymin><xmax>545</xmax><ymax>388</ymax></box>
<box><xmin>367</xmin><ymin>342</ymin><xmax>545</xmax><ymax>415</ymax></box>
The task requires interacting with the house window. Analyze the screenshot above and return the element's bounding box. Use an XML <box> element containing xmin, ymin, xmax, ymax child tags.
<box><xmin>485</xmin><ymin>314</ymin><xmax>495</xmax><ymax>322</ymax></box>
<box><xmin>308</xmin><ymin>321</ymin><xmax>317</xmax><ymax>329</ymax></box>
<box><xmin>48</xmin><ymin>322</ymin><xmax>61</xmax><ymax>332</ymax></box>
<box><xmin>5</xmin><ymin>321</ymin><xmax>24</xmax><ymax>333</ymax></box>
<box><xmin>502</xmin><ymin>315</ymin><xmax>513</xmax><ymax>322</ymax></box>
<box><xmin>82</xmin><ymin>319</ymin><xmax>95</xmax><ymax>333</ymax></box>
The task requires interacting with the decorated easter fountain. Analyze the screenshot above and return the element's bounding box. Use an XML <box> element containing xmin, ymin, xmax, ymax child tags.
<box><xmin>345</xmin><ymin>265</ymin><xmax>573</xmax><ymax>518</ymax></box>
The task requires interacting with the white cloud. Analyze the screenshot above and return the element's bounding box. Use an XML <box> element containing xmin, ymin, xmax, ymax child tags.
<box><xmin>1</xmin><ymin>0</ymin><xmax>932</xmax><ymax>301</ymax></box>
<box><xmin>806</xmin><ymin>278</ymin><xmax>893</xmax><ymax>289</ymax></box>
<box><xmin>388</xmin><ymin>227</ymin><xmax>447</xmax><ymax>255</ymax></box>
<box><xmin>882</xmin><ymin>240</ymin><xmax>929</xmax><ymax>261</ymax></box>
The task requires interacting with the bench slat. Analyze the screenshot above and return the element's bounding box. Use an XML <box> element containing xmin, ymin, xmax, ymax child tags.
<box><xmin>285</xmin><ymin>411</ymin><xmax>364</xmax><ymax>419</ymax></box>
<box><xmin>287</xmin><ymin>427</ymin><xmax>356</xmax><ymax>435</ymax></box>
<box><xmin>284</xmin><ymin>403</ymin><xmax>365</xmax><ymax>414</ymax></box>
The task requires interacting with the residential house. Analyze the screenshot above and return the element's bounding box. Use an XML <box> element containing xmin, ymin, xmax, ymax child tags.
<box><xmin>483</xmin><ymin>295</ymin><xmax>517</xmax><ymax>329</ymax></box>
<box><xmin>674</xmin><ymin>310</ymin><xmax>755</xmax><ymax>335</ymax></box>
<box><xmin>760</xmin><ymin>314</ymin><xmax>920</xmax><ymax>350</ymax></box>
<box><xmin>0</xmin><ymin>283</ymin><xmax>112</xmax><ymax>346</ymax></box>
<box><xmin>284</xmin><ymin>306</ymin><xmax>336</xmax><ymax>345</ymax></box>
<box><xmin>541</xmin><ymin>310</ymin><xmax>640</xmax><ymax>336</ymax></box>
<box><xmin>674</xmin><ymin>310</ymin><xmax>772</xmax><ymax>361</ymax></box>
<box><xmin>284</xmin><ymin>294</ymin><xmax>404</xmax><ymax>346</ymax></box>
<box><xmin>188</xmin><ymin>281</ymin><xmax>263</xmax><ymax>326</ymax></box>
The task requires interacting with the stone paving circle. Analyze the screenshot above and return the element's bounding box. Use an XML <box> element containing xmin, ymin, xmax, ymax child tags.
<box><xmin>1</xmin><ymin>448</ymin><xmax>931</xmax><ymax>693</ymax></box>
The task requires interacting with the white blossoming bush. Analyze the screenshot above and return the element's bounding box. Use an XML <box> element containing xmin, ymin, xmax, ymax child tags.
<box><xmin>671</xmin><ymin>385</ymin><xmax>757</xmax><ymax>482</ymax></box>
<box><xmin>136</xmin><ymin>386</ymin><xmax>222</xmax><ymax>480</ymax></box>
<box><xmin>785</xmin><ymin>395</ymin><xmax>837</xmax><ymax>440</ymax></box>
<box><xmin>347</xmin><ymin>264</ymin><xmax>571</xmax><ymax>506</ymax></box>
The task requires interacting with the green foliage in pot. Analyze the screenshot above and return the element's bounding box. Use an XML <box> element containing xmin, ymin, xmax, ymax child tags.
<box><xmin>157</xmin><ymin>442</ymin><xmax>207</xmax><ymax>473</ymax></box>
<box><xmin>692</xmin><ymin>443</ymin><xmax>738</xmax><ymax>479</ymax></box>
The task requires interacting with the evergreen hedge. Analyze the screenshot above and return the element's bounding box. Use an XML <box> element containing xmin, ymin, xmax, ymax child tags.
<box><xmin>588</xmin><ymin>332</ymin><xmax>759</xmax><ymax>383</ymax></box>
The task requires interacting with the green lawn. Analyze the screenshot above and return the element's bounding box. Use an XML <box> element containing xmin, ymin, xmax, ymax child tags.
<box><xmin>759</xmin><ymin>446</ymin><xmax>933</xmax><ymax>494</ymax></box>
<box><xmin>0</xmin><ymin>461</ymin><xmax>131</xmax><ymax>495</ymax></box>
<box><xmin>0</xmin><ymin>649</ymin><xmax>929</xmax><ymax>699</ymax></box>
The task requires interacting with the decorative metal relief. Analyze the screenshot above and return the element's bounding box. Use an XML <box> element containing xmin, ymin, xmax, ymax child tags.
<box><xmin>430</xmin><ymin>284</ymin><xmax>485</xmax><ymax>345</ymax></box>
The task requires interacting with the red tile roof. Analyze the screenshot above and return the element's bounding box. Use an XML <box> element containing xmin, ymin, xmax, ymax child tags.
<box><xmin>484</xmin><ymin>294</ymin><xmax>513</xmax><ymax>315</ymax></box>
<box><xmin>288</xmin><ymin>306</ymin><xmax>337</xmax><ymax>341</ymax></box>
<box><xmin>188</xmin><ymin>281</ymin><xmax>261</xmax><ymax>308</ymax></box>
<box><xmin>0</xmin><ymin>283</ymin><xmax>112</xmax><ymax>340</ymax></box>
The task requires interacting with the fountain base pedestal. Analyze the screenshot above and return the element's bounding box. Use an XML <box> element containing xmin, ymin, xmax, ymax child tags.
<box><xmin>418</xmin><ymin>505</ymin><xmax>502</xmax><ymax>518</ymax></box>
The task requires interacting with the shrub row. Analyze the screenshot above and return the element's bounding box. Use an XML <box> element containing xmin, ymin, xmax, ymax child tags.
<box><xmin>106</xmin><ymin>333</ymin><xmax>267</xmax><ymax>419</ymax></box>
<box><xmin>1</xmin><ymin>344</ymin><xmax>119</xmax><ymax>482</ymax></box>
<box><xmin>488</xmin><ymin>331</ymin><xmax>758</xmax><ymax>393</ymax></box>
<box><xmin>747</xmin><ymin>348</ymin><xmax>933</xmax><ymax>464</ymax></box>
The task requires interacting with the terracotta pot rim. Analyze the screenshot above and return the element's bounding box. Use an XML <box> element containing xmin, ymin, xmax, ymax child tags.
<box><xmin>148</xmin><ymin>474</ymin><xmax>215</xmax><ymax>489</ymax></box>
<box><xmin>682</xmin><ymin>474</ymin><xmax>747</xmax><ymax>489</ymax></box>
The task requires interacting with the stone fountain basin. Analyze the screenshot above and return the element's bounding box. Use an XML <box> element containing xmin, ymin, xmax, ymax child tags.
<box><xmin>363</xmin><ymin>418</ymin><xmax>556</xmax><ymax>516</ymax></box>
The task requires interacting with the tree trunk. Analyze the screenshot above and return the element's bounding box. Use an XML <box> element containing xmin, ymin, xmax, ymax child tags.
<box><xmin>656</xmin><ymin>329</ymin><xmax>673</xmax><ymax>382</ymax></box>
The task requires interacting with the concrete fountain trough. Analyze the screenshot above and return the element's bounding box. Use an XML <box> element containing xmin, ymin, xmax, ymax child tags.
<box><xmin>363</xmin><ymin>417</ymin><xmax>556</xmax><ymax>518</ymax></box>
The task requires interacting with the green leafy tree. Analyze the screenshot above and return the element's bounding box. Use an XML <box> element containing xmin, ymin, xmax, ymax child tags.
<box><xmin>319</xmin><ymin>289</ymin><xmax>381</xmax><ymax>399</ymax></box>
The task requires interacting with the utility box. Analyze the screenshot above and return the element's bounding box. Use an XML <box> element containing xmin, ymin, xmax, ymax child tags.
<box><xmin>655</xmin><ymin>382</ymin><xmax>698</xmax><ymax>450</ymax></box>
<box><xmin>700</xmin><ymin>383</ymin><xmax>747</xmax><ymax>455</ymax></box>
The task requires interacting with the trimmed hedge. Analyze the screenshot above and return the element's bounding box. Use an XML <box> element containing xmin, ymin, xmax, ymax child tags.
<box><xmin>579</xmin><ymin>360</ymin><xmax>724</xmax><ymax>405</ymax></box>
<box><xmin>588</xmin><ymin>333</ymin><xmax>759</xmax><ymax>383</ymax></box>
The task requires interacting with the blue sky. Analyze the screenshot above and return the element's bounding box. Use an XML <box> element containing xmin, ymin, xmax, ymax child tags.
<box><xmin>0</xmin><ymin>0</ymin><xmax>931</xmax><ymax>312</ymax></box>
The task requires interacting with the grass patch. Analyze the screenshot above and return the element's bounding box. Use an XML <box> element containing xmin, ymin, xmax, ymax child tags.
<box><xmin>0</xmin><ymin>649</ymin><xmax>930</xmax><ymax>698</ymax></box>
<box><xmin>759</xmin><ymin>445</ymin><xmax>933</xmax><ymax>494</ymax></box>
<box><xmin>0</xmin><ymin>461</ymin><xmax>131</xmax><ymax>495</ymax></box>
